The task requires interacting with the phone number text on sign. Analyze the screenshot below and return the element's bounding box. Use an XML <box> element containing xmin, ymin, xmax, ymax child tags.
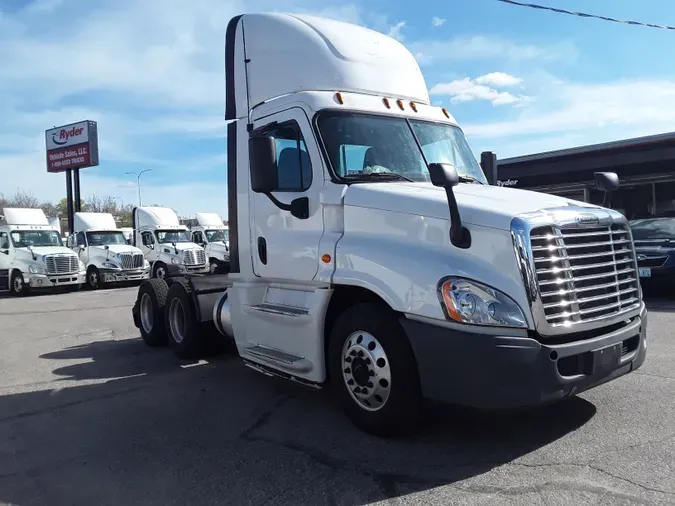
<box><xmin>47</xmin><ymin>145</ymin><xmax>90</xmax><ymax>171</ymax></box>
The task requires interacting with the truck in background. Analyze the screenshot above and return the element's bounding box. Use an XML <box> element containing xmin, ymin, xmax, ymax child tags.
<box><xmin>131</xmin><ymin>206</ymin><xmax>208</xmax><ymax>279</ymax></box>
<box><xmin>132</xmin><ymin>14</ymin><xmax>647</xmax><ymax>437</ymax></box>
<box><xmin>0</xmin><ymin>208</ymin><xmax>85</xmax><ymax>295</ymax></box>
<box><xmin>189</xmin><ymin>212</ymin><xmax>230</xmax><ymax>274</ymax></box>
<box><xmin>68</xmin><ymin>212</ymin><xmax>150</xmax><ymax>289</ymax></box>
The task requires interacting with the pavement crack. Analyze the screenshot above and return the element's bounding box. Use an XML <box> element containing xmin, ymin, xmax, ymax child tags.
<box><xmin>0</xmin><ymin>386</ymin><xmax>143</xmax><ymax>423</ymax></box>
<box><xmin>238</xmin><ymin>394</ymin><xmax>293</xmax><ymax>441</ymax></box>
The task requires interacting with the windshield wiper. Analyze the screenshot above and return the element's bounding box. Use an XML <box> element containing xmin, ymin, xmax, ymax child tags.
<box><xmin>343</xmin><ymin>173</ymin><xmax>413</xmax><ymax>182</ymax></box>
<box><xmin>458</xmin><ymin>175</ymin><xmax>484</xmax><ymax>185</ymax></box>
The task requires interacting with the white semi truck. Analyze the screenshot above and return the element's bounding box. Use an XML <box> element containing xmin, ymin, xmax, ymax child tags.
<box><xmin>189</xmin><ymin>212</ymin><xmax>230</xmax><ymax>274</ymax></box>
<box><xmin>131</xmin><ymin>206</ymin><xmax>208</xmax><ymax>278</ymax></box>
<box><xmin>132</xmin><ymin>13</ymin><xmax>648</xmax><ymax>437</ymax></box>
<box><xmin>0</xmin><ymin>208</ymin><xmax>85</xmax><ymax>295</ymax></box>
<box><xmin>68</xmin><ymin>212</ymin><xmax>151</xmax><ymax>289</ymax></box>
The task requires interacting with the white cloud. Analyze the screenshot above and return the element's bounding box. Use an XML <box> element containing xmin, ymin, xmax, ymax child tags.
<box><xmin>462</xmin><ymin>77</ymin><xmax>675</xmax><ymax>158</ymax></box>
<box><xmin>409</xmin><ymin>36</ymin><xmax>577</xmax><ymax>66</ymax></box>
<box><xmin>475</xmin><ymin>72</ymin><xmax>523</xmax><ymax>88</ymax></box>
<box><xmin>387</xmin><ymin>21</ymin><xmax>406</xmax><ymax>41</ymax></box>
<box><xmin>430</xmin><ymin>77</ymin><xmax>528</xmax><ymax>106</ymax></box>
<box><xmin>431</xmin><ymin>16</ymin><xmax>446</xmax><ymax>27</ymax></box>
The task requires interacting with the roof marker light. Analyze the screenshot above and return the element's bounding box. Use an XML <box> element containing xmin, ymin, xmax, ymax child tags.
<box><xmin>442</xmin><ymin>108</ymin><xmax>450</xmax><ymax>119</ymax></box>
<box><xmin>396</xmin><ymin>99</ymin><xmax>404</xmax><ymax>111</ymax></box>
<box><xmin>335</xmin><ymin>92</ymin><xmax>344</xmax><ymax>105</ymax></box>
<box><xmin>383</xmin><ymin>98</ymin><xmax>391</xmax><ymax>109</ymax></box>
<box><xmin>410</xmin><ymin>101</ymin><xmax>418</xmax><ymax>112</ymax></box>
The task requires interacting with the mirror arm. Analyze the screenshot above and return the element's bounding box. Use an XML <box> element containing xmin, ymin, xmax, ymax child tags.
<box><xmin>445</xmin><ymin>189</ymin><xmax>471</xmax><ymax>249</ymax></box>
<box><xmin>264</xmin><ymin>192</ymin><xmax>292</xmax><ymax>212</ymax></box>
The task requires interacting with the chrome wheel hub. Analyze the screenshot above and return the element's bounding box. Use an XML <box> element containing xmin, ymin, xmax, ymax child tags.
<box><xmin>140</xmin><ymin>293</ymin><xmax>154</xmax><ymax>334</ymax></box>
<box><xmin>341</xmin><ymin>331</ymin><xmax>391</xmax><ymax>412</ymax></box>
<box><xmin>168</xmin><ymin>298</ymin><xmax>186</xmax><ymax>344</ymax></box>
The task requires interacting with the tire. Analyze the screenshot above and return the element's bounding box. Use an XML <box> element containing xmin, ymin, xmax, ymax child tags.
<box><xmin>87</xmin><ymin>266</ymin><xmax>102</xmax><ymax>289</ymax></box>
<box><xmin>10</xmin><ymin>271</ymin><xmax>29</xmax><ymax>296</ymax></box>
<box><xmin>153</xmin><ymin>262</ymin><xmax>168</xmax><ymax>279</ymax></box>
<box><xmin>137</xmin><ymin>278</ymin><xmax>169</xmax><ymax>347</ymax></box>
<box><xmin>165</xmin><ymin>278</ymin><xmax>204</xmax><ymax>359</ymax></box>
<box><xmin>209</xmin><ymin>259</ymin><xmax>219</xmax><ymax>274</ymax></box>
<box><xmin>328</xmin><ymin>302</ymin><xmax>424</xmax><ymax>437</ymax></box>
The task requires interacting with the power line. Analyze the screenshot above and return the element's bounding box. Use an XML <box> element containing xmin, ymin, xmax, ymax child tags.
<box><xmin>496</xmin><ymin>0</ymin><xmax>675</xmax><ymax>31</ymax></box>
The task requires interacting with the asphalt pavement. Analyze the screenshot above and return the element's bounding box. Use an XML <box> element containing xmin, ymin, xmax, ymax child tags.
<box><xmin>0</xmin><ymin>286</ymin><xmax>674</xmax><ymax>505</ymax></box>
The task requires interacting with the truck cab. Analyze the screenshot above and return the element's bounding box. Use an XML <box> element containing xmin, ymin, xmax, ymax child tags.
<box><xmin>0</xmin><ymin>208</ymin><xmax>85</xmax><ymax>295</ymax></box>
<box><xmin>132</xmin><ymin>206</ymin><xmax>208</xmax><ymax>279</ymax></box>
<box><xmin>189</xmin><ymin>212</ymin><xmax>229</xmax><ymax>274</ymax></box>
<box><xmin>132</xmin><ymin>13</ymin><xmax>648</xmax><ymax>437</ymax></box>
<box><xmin>67</xmin><ymin>212</ymin><xmax>151</xmax><ymax>289</ymax></box>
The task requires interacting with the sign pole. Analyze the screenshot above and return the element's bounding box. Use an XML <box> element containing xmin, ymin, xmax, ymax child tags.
<box><xmin>66</xmin><ymin>170</ymin><xmax>74</xmax><ymax>234</ymax></box>
<box><xmin>74</xmin><ymin>168</ymin><xmax>81</xmax><ymax>212</ymax></box>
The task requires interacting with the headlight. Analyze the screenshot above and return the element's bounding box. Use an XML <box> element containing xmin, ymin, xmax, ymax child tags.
<box><xmin>29</xmin><ymin>264</ymin><xmax>44</xmax><ymax>274</ymax></box>
<box><xmin>103</xmin><ymin>262</ymin><xmax>120</xmax><ymax>269</ymax></box>
<box><xmin>143</xmin><ymin>259</ymin><xmax>150</xmax><ymax>268</ymax></box>
<box><xmin>438</xmin><ymin>277</ymin><xmax>527</xmax><ymax>328</ymax></box>
<box><xmin>78</xmin><ymin>260</ymin><xmax>86</xmax><ymax>270</ymax></box>
<box><xmin>171</xmin><ymin>257</ymin><xmax>180</xmax><ymax>265</ymax></box>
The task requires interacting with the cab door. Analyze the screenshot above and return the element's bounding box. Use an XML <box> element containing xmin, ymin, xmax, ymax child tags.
<box><xmin>249</xmin><ymin>107</ymin><xmax>324</xmax><ymax>282</ymax></box>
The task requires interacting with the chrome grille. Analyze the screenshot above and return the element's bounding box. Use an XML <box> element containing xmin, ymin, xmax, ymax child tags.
<box><xmin>120</xmin><ymin>253</ymin><xmax>144</xmax><ymax>270</ymax></box>
<box><xmin>184</xmin><ymin>249</ymin><xmax>206</xmax><ymax>266</ymax></box>
<box><xmin>530</xmin><ymin>224</ymin><xmax>640</xmax><ymax>327</ymax></box>
<box><xmin>45</xmin><ymin>254</ymin><xmax>78</xmax><ymax>274</ymax></box>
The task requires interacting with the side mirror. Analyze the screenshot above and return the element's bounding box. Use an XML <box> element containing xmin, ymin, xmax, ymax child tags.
<box><xmin>249</xmin><ymin>136</ymin><xmax>278</xmax><ymax>193</ymax></box>
<box><xmin>429</xmin><ymin>162</ymin><xmax>460</xmax><ymax>189</ymax></box>
<box><xmin>428</xmin><ymin>163</ymin><xmax>471</xmax><ymax>249</ymax></box>
<box><xmin>594</xmin><ymin>172</ymin><xmax>620</xmax><ymax>208</ymax></box>
<box><xmin>104</xmin><ymin>245</ymin><xmax>109</xmax><ymax>250</ymax></box>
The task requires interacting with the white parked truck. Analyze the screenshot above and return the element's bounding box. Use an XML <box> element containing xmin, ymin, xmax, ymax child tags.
<box><xmin>0</xmin><ymin>208</ymin><xmax>85</xmax><ymax>295</ymax></box>
<box><xmin>68</xmin><ymin>212</ymin><xmax>151</xmax><ymax>289</ymax></box>
<box><xmin>132</xmin><ymin>206</ymin><xmax>208</xmax><ymax>279</ymax></box>
<box><xmin>189</xmin><ymin>212</ymin><xmax>230</xmax><ymax>274</ymax></box>
<box><xmin>132</xmin><ymin>13</ymin><xmax>647</xmax><ymax>437</ymax></box>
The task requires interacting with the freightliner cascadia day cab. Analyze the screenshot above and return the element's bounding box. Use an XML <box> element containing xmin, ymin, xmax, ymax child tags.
<box><xmin>189</xmin><ymin>212</ymin><xmax>230</xmax><ymax>274</ymax></box>
<box><xmin>132</xmin><ymin>13</ymin><xmax>648</xmax><ymax>437</ymax></box>
<box><xmin>132</xmin><ymin>206</ymin><xmax>209</xmax><ymax>279</ymax></box>
<box><xmin>0</xmin><ymin>208</ymin><xmax>85</xmax><ymax>295</ymax></box>
<box><xmin>68</xmin><ymin>212</ymin><xmax>151</xmax><ymax>289</ymax></box>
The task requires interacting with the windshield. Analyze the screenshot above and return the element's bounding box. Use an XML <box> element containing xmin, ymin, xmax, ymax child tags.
<box><xmin>317</xmin><ymin>112</ymin><xmax>487</xmax><ymax>183</ymax></box>
<box><xmin>155</xmin><ymin>229</ymin><xmax>190</xmax><ymax>244</ymax></box>
<box><xmin>11</xmin><ymin>230</ymin><xmax>63</xmax><ymax>247</ymax></box>
<box><xmin>86</xmin><ymin>231</ymin><xmax>127</xmax><ymax>246</ymax></box>
<box><xmin>630</xmin><ymin>218</ymin><xmax>675</xmax><ymax>240</ymax></box>
<box><xmin>206</xmin><ymin>229</ymin><xmax>227</xmax><ymax>243</ymax></box>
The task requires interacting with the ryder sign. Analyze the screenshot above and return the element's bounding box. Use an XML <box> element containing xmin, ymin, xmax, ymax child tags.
<box><xmin>45</xmin><ymin>120</ymin><xmax>99</xmax><ymax>173</ymax></box>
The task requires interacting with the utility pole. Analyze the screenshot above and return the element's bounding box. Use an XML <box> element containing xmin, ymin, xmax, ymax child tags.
<box><xmin>125</xmin><ymin>169</ymin><xmax>152</xmax><ymax>206</ymax></box>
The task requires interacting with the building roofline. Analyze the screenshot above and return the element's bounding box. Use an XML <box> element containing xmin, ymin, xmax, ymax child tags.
<box><xmin>499</xmin><ymin>131</ymin><xmax>675</xmax><ymax>165</ymax></box>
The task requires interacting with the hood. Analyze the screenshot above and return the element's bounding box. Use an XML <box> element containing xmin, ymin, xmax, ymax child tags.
<box><xmin>343</xmin><ymin>182</ymin><xmax>600</xmax><ymax>230</ymax></box>
<box><xmin>207</xmin><ymin>242</ymin><xmax>229</xmax><ymax>252</ymax></box>
<box><xmin>14</xmin><ymin>246</ymin><xmax>76</xmax><ymax>263</ymax></box>
<box><xmin>160</xmin><ymin>242</ymin><xmax>203</xmax><ymax>254</ymax></box>
<box><xmin>89</xmin><ymin>244</ymin><xmax>143</xmax><ymax>256</ymax></box>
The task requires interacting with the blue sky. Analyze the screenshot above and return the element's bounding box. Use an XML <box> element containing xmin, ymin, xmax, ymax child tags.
<box><xmin>1</xmin><ymin>0</ymin><xmax>675</xmax><ymax>217</ymax></box>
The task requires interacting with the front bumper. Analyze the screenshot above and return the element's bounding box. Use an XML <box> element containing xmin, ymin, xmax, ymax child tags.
<box><xmin>27</xmin><ymin>271</ymin><xmax>86</xmax><ymax>288</ymax></box>
<box><xmin>100</xmin><ymin>268</ymin><xmax>151</xmax><ymax>283</ymax></box>
<box><xmin>402</xmin><ymin>303</ymin><xmax>648</xmax><ymax>410</ymax></box>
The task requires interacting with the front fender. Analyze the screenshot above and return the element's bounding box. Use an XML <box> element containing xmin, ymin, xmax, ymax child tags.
<box><xmin>332</xmin><ymin>208</ymin><xmax>533</xmax><ymax>327</ymax></box>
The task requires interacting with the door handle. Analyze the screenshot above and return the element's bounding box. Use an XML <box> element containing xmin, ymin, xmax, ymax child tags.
<box><xmin>257</xmin><ymin>236</ymin><xmax>267</xmax><ymax>265</ymax></box>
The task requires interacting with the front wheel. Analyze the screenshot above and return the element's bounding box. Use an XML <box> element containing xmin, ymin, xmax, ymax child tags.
<box><xmin>10</xmin><ymin>271</ymin><xmax>29</xmax><ymax>296</ymax></box>
<box><xmin>153</xmin><ymin>262</ymin><xmax>168</xmax><ymax>279</ymax></box>
<box><xmin>209</xmin><ymin>259</ymin><xmax>219</xmax><ymax>274</ymax></box>
<box><xmin>87</xmin><ymin>266</ymin><xmax>101</xmax><ymax>289</ymax></box>
<box><xmin>328</xmin><ymin>302</ymin><xmax>424</xmax><ymax>437</ymax></box>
